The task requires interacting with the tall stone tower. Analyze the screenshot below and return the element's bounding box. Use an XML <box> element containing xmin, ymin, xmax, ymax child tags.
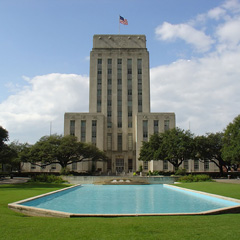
<box><xmin>64</xmin><ymin>35</ymin><xmax>175</xmax><ymax>174</ymax></box>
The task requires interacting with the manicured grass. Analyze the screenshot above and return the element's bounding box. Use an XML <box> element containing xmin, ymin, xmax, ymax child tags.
<box><xmin>178</xmin><ymin>181</ymin><xmax>240</xmax><ymax>199</ymax></box>
<box><xmin>0</xmin><ymin>182</ymin><xmax>240</xmax><ymax>240</ymax></box>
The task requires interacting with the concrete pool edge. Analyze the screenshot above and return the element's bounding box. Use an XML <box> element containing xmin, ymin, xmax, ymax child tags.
<box><xmin>8</xmin><ymin>184</ymin><xmax>240</xmax><ymax>218</ymax></box>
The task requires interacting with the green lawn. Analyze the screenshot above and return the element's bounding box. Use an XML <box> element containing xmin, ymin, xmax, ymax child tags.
<box><xmin>0</xmin><ymin>182</ymin><xmax>240</xmax><ymax>240</ymax></box>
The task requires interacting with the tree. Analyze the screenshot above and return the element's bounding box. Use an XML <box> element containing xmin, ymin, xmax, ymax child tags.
<box><xmin>222</xmin><ymin>115</ymin><xmax>240</xmax><ymax>165</ymax></box>
<box><xmin>0</xmin><ymin>141</ymin><xmax>30</xmax><ymax>172</ymax></box>
<box><xmin>139</xmin><ymin>127</ymin><xmax>194</xmax><ymax>171</ymax></box>
<box><xmin>22</xmin><ymin>134</ymin><xmax>107</xmax><ymax>169</ymax></box>
<box><xmin>194</xmin><ymin>132</ymin><xmax>227</xmax><ymax>175</ymax></box>
<box><xmin>0</xmin><ymin>126</ymin><xmax>8</xmax><ymax>150</ymax></box>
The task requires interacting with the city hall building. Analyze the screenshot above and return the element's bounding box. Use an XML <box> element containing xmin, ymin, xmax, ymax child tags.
<box><xmin>64</xmin><ymin>34</ymin><xmax>176</xmax><ymax>174</ymax></box>
<box><xmin>22</xmin><ymin>34</ymin><xmax>220</xmax><ymax>174</ymax></box>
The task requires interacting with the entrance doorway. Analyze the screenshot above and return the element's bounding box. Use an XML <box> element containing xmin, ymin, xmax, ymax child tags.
<box><xmin>116</xmin><ymin>158</ymin><xmax>124</xmax><ymax>173</ymax></box>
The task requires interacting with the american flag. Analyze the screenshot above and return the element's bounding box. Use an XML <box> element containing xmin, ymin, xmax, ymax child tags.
<box><xmin>119</xmin><ymin>16</ymin><xmax>128</xmax><ymax>25</ymax></box>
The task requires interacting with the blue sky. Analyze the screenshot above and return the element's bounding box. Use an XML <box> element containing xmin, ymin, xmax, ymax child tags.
<box><xmin>0</xmin><ymin>0</ymin><xmax>240</xmax><ymax>143</ymax></box>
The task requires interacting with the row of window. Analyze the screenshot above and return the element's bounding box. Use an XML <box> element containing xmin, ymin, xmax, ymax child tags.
<box><xmin>30</xmin><ymin>160</ymin><xmax>210</xmax><ymax>172</ymax></box>
<box><xmin>142</xmin><ymin>119</ymin><xmax>170</xmax><ymax>142</ymax></box>
<box><xmin>97</xmin><ymin>58</ymin><xmax>143</xmax><ymax>126</ymax></box>
<box><xmin>70</xmin><ymin>119</ymin><xmax>171</xmax><ymax>145</ymax></box>
<box><xmin>163</xmin><ymin>160</ymin><xmax>210</xmax><ymax>171</ymax></box>
<box><xmin>70</xmin><ymin>120</ymin><xmax>97</xmax><ymax>146</ymax></box>
<box><xmin>107</xmin><ymin>133</ymin><xmax>133</xmax><ymax>151</ymax></box>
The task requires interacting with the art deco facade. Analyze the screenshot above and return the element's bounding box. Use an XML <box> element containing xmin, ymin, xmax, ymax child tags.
<box><xmin>20</xmin><ymin>34</ymin><xmax>220</xmax><ymax>174</ymax></box>
<box><xmin>64</xmin><ymin>34</ymin><xmax>176</xmax><ymax>174</ymax></box>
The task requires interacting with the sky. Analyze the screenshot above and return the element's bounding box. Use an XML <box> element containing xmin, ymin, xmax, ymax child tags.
<box><xmin>0</xmin><ymin>0</ymin><xmax>240</xmax><ymax>144</ymax></box>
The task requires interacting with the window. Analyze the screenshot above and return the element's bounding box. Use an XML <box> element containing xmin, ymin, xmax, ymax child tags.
<box><xmin>117</xmin><ymin>79</ymin><xmax>122</xmax><ymax>85</ymax></box>
<box><xmin>108</xmin><ymin>79</ymin><xmax>112</xmax><ymax>85</ymax></box>
<box><xmin>107</xmin><ymin>59</ymin><xmax>112</xmax><ymax>65</ymax></box>
<box><xmin>154</xmin><ymin>120</ymin><xmax>159</xmax><ymax>134</ymax></box>
<box><xmin>81</xmin><ymin>120</ymin><xmax>86</xmax><ymax>142</ymax></box>
<box><xmin>118</xmin><ymin>121</ymin><xmax>122</xmax><ymax>128</ymax></box>
<box><xmin>143</xmin><ymin>161</ymin><xmax>148</xmax><ymax>171</ymax></box>
<box><xmin>143</xmin><ymin>120</ymin><xmax>148</xmax><ymax>141</ymax></box>
<box><xmin>117</xmin><ymin>134</ymin><xmax>122</xmax><ymax>151</ymax></box>
<box><xmin>31</xmin><ymin>164</ymin><xmax>36</xmax><ymax>169</ymax></box>
<box><xmin>117</xmin><ymin>89</ymin><xmax>122</xmax><ymax>95</ymax></box>
<box><xmin>128</xmin><ymin>101</ymin><xmax>132</xmax><ymax>106</ymax></box>
<box><xmin>92</xmin><ymin>120</ymin><xmax>97</xmax><ymax>145</ymax></box>
<box><xmin>97</xmin><ymin>59</ymin><xmax>102</xmax><ymax>65</ymax></box>
<box><xmin>97</xmin><ymin>99</ymin><xmax>101</xmax><ymax>112</ymax></box>
<box><xmin>204</xmin><ymin>160</ymin><xmax>209</xmax><ymax>171</ymax></box>
<box><xmin>97</xmin><ymin>78</ymin><xmax>101</xmax><ymax>86</ymax></box>
<box><xmin>108</xmin><ymin>69</ymin><xmax>112</xmax><ymax>74</ymax></box>
<box><xmin>107</xmin><ymin>133</ymin><xmax>112</xmax><ymax>150</ymax></box>
<box><xmin>128</xmin><ymin>159</ymin><xmax>133</xmax><ymax>171</ymax></box>
<box><xmin>194</xmin><ymin>160</ymin><xmax>199</xmax><ymax>171</ymax></box>
<box><xmin>117</xmin><ymin>59</ymin><xmax>122</xmax><ymax>65</ymax></box>
<box><xmin>72</xmin><ymin>162</ymin><xmax>77</xmax><ymax>171</ymax></box>
<box><xmin>163</xmin><ymin>160</ymin><xmax>168</xmax><ymax>170</ymax></box>
<box><xmin>107</xmin><ymin>111</ymin><xmax>112</xmax><ymax>117</ymax></box>
<box><xmin>127</xmin><ymin>69</ymin><xmax>132</xmax><ymax>75</ymax></box>
<box><xmin>51</xmin><ymin>163</ymin><xmax>56</xmax><ymax>170</ymax></box>
<box><xmin>97</xmin><ymin>69</ymin><xmax>102</xmax><ymax>75</ymax></box>
<box><xmin>184</xmin><ymin>160</ymin><xmax>189</xmax><ymax>170</ymax></box>
<box><xmin>107</xmin><ymin>122</ymin><xmax>112</xmax><ymax>128</ymax></box>
<box><xmin>92</xmin><ymin>120</ymin><xmax>97</xmax><ymax>127</ymax></box>
<box><xmin>128</xmin><ymin>133</ymin><xmax>133</xmax><ymax>150</ymax></box>
<box><xmin>70</xmin><ymin>120</ymin><xmax>75</xmax><ymax>136</ymax></box>
<box><xmin>107</xmin><ymin>158</ymin><xmax>112</xmax><ymax>171</ymax></box>
<box><xmin>164</xmin><ymin>120</ymin><xmax>170</xmax><ymax>131</ymax></box>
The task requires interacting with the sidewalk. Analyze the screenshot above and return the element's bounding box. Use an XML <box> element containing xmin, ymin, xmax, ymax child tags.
<box><xmin>0</xmin><ymin>177</ymin><xmax>30</xmax><ymax>185</ymax></box>
<box><xmin>215</xmin><ymin>178</ymin><xmax>240</xmax><ymax>184</ymax></box>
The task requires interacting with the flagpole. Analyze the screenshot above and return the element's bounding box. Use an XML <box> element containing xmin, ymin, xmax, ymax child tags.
<box><xmin>119</xmin><ymin>15</ymin><xmax>120</xmax><ymax>34</ymax></box>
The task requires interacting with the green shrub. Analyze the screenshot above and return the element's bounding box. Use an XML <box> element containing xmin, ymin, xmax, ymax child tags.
<box><xmin>175</xmin><ymin>168</ymin><xmax>187</xmax><ymax>176</ymax></box>
<box><xmin>31</xmin><ymin>174</ymin><xmax>66</xmax><ymax>183</ymax></box>
<box><xmin>178</xmin><ymin>174</ymin><xmax>212</xmax><ymax>183</ymax></box>
<box><xmin>147</xmin><ymin>171</ymin><xmax>160</xmax><ymax>176</ymax></box>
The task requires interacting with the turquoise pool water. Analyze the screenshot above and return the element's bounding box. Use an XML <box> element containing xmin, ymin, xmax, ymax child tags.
<box><xmin>20</xmin><ymin>184</ymin><xmax>239</xmax><ymax>214</ymax></box>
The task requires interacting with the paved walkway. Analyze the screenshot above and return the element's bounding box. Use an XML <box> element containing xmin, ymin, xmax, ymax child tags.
<box><xmin>0</xmin><ymin>177</ymin><xmax>30</xmax><ymax>185</ymax></box>
<box><xmin>1</xmin><ymin>177</ymin><xmax>240</xmax><ymax>185</ymax></box>
<box><xmin>214</xmin><ymin>178</ymin><xmax>240</xmax><ymax>184</ymax></box>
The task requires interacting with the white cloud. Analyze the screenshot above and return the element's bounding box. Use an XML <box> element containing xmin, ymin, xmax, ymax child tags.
<box><xmin>0</xmin><ymin>73</ymin><xmax>89</xmax><ymax>143</ymax></box>
<box><xmin>216</xmin><ymin>17</ymin><xmax>240</xmax><ymax>47</ymax></box>
<box><xmin>150</xmin><ymin>48</ymin><xmax>240</xmax><ymax>135</ymax></box>
<box><xmin>155</xmin><ymin>22</ymin><xmax>214</xmax><ymax>52</ymax></box>
<box><xmin>207</xmin><ymin>7</ymin><xmax>226</xmax><ymax>20</ymax></box>
<box><xmin>152</xmin><ymin>0</ymin><xmax>240</xmax><ymax>135</ymax></box>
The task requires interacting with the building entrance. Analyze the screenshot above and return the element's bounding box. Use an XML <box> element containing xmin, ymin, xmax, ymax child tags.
<box><xmin>116</xmin><ymin>158</ymin><xmax>124</xmax><ymax>173</ymax></box>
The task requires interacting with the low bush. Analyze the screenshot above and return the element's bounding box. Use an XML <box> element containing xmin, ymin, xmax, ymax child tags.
<box><xmin>31</xmin><ymin>174</ymin><xmax>66</xmax><ymax>183</ymax></box>
<box><xmin>147</xmin><ymin>171</ymin><xmax>160</xmax><ymax>176</ymax></box>
<box><xmin>175</xmin><ymin>168</ymin><xmax>187</xmax><ymax>176</ymax></box>
<box><xmin>178</xmin><ymin>174</ymin><xmax>212</xmax><ymax>183</ymax></box>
